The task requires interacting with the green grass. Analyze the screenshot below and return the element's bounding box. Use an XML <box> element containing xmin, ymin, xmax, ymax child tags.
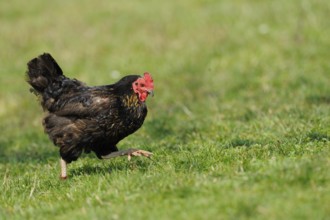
<box><xmin>1</xmin><ymin>0</ymin><xmax>330</xmax><ymax>219</ymax></box>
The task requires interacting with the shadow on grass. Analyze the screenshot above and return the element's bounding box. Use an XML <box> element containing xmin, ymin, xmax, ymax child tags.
<box><xmin>226</xmin><ymin>138</ymin><xmax>259</xmax><ymax>148</ymax></box>
<box><xmin>306</xmin><ymin>95</ymin><xmax>330</xmax><ymax>105</ymax></box>
<box><xmin>70</xmin><ymin>164</ymin><xmax>112</xmax><ymax>176</ymax></box>
<box><xmin>306</xmin><ymin>131</ymin><xmax>330</xmax><ymax>142</ymax></box>
<box><xmin>70</xmin><ymin>159</ymin><xmax>151</xmax><ymax>177</ymax></box>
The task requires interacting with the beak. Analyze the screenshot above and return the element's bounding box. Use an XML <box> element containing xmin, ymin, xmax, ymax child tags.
<box><xmin>147</xmin><ymin>90</ymin><xmax>154</xmax><ymax>97</ymax></box>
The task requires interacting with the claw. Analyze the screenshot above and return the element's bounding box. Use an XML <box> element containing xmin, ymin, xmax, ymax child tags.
<box><xmin>129</xmin><ymin>150</ymin><xmax>153</xmax><ymax>161</ymax></box>
<box><xmin>102</xmin><ymin>148</ymin><xmax>153</xmax><ymax>160</ymax></box>
<box><xmin>131</xmin><ymin>150</ymin><xmax>153</xmax><ymax>157</ymax></box>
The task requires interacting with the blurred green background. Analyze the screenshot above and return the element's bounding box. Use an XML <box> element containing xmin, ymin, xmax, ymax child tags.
<box><xmin>0</xmin><ymin>0</ymin><xmax>329</xmax><ymax>219</ymax></box>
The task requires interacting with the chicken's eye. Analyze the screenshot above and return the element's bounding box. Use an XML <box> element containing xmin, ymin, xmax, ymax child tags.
<box><xmin>141</xmin><ymin>84</ymin><xmax>145</xmax><ymax>87</ymax></box>
<box><xmin>135</xmin><ymin>82</ymin><xmax>138</xmax><ymax>86</ymax></box>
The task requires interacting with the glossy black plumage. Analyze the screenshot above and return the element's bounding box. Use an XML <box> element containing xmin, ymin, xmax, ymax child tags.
<box><xmin>26</xmin><ymin>53</ymin><xmax>148</xmax><ymax>163</ymax></box>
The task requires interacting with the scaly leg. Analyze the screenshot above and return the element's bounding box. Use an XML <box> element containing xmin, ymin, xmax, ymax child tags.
<box><xmin>60</xmin><ymin>158</ymin><xmax>67</xmax><ymax>179</ymax></box>
<box><xmin>101</xmin><ymin>148</ymin><xmax>153</xmax><ymax>160</ymax></box>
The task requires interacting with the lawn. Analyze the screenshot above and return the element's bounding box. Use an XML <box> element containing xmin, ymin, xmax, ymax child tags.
<box><xmin>0</xmin><ymin>0</ymin><xmax>329</xmax><ymax>219</ymax></box>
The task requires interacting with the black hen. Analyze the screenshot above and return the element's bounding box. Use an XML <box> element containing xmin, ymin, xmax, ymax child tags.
<box><xmin>26</xmin><ymin>53</ymin><xmax>154</xmax><ymax>178</ymax></box>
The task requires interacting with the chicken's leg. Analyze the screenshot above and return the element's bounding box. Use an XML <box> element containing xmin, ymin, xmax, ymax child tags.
<box><xmin>101</xmin><ymin>148</ymin><xmax>152</xmax><ymax>160</ymax></box>
<box><xmin>60</xmin><ymin>158</ymin><xmax>67</xmax><ymax>179</ymax></box>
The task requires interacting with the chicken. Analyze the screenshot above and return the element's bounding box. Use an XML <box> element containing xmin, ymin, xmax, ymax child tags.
<box><xmin>26</xmin><ymin>53</ymin><xmax>154</xmax><ymax>179</ymax></box>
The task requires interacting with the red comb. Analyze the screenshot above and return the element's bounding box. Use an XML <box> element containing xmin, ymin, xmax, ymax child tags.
<box><xmin>143</xmin><ymin>72</ymin><xmax>154</xmax><ymax>89</ymax></box>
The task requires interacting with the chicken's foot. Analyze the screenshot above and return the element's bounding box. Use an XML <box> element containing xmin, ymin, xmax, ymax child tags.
<box><xmin>101</xmin><ymin>148</ymin><xmax>152</xmax><ymax>160</ymax></box>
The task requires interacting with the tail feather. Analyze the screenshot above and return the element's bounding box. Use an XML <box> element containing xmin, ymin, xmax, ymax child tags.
<box><xmin>26</xmin><ymin>53</ymin><xmax>86</xmax><ymax>111</ymax></box>
<box><xmin>26</xmin><ymin>53</ymin><xmax>63</xmax><ymax>94</ymax></box>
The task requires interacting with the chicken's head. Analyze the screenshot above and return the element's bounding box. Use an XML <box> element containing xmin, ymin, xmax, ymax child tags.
<box><xmin>132</xmin><ymin>72</ymin><xmax>154</xmax><ymax>102</ymax></box>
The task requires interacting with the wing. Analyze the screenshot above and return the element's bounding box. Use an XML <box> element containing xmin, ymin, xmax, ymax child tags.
<box><xmin>49</xmin><ymin>87</ymin><xmax>117</xmax><ymax>117</ymax></box>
